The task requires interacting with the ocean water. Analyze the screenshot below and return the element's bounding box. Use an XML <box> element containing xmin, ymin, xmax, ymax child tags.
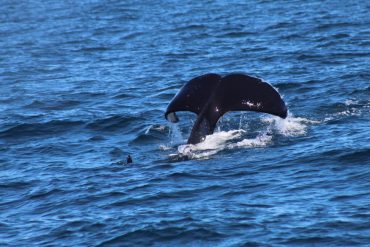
<box><xmin>1</xmin><ymin>0</ymin><xmax>370</xmax><ymax>246</ymax></box>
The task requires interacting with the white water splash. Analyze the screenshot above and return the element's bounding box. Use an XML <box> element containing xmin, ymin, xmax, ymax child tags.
<box><xmin>158</xmin><ymin>123</ymin><xmax>184</xmax><ymax>151</ymax></box>
<box><xmin>345</xmin><ymin>99</ymin><xmax>358</xmax><ymax>106</ymax></box>
<box><xmin>169</xmin><ymin>122</ymin><xmax>184</xmax><ymax>145</ymax></box>
<box><xmin>159</xmin><ymin>144</ymin><xmax>173</xmax><ymax>151</ymax></box>
<box><xmin>177</xmin><ymin>130</ymin><xmax>244</xmax><ymax>159</ymax></box>
<box><xmin>232</xmin><ymin>132</ymin><xmax>272</xmax><ymax>148</ymax></box>
<box><xmin>262</xmin><ymin>115</ymin><xmax>319</xmax><ymax>136</ymax></box>
<box><xmin>145</xmin><ymin>124</ymin><xmax>167</xmax><ymax>134</ymax></box>
<box><xmin>168</xmin><ymin>114</ymin><xmax>318</xmax><ymax>160</ymax></box>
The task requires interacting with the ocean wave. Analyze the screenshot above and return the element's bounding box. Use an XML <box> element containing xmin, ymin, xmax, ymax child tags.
<box><xmin>337</xmin><ymin>148</ymin><xmax>370</xmax><ymax>163</ymax></box>
<box><xmin>314</xmin><ymin>22</ymin><xmax>358</xmax><ymax>31</ymax></box>
<box><xmin>323</xmin><ymin>99</ymin><xmax>369</xmax><ymax>122</ymax></box>
<box><xmin>130</xmin><ymin>133</ymin><xmax>166</xmax><ymax>144</ymax></box>
<box><xmin>264</xmin><ymin>21</ymin><xmax>293</xmax><ymax>31</ymax></box>
<box><xmin>109</xmin><ymin>184</ymin><xmax>224</xmax><ymax>208</ymax></box>
<box><xmin>0</xmin><ymin>120</ymin><xmax>83</xmax><ymax>139</ymax></box>
<box><xmin>130</xmin><ymin>124</ymin><xmax>169</xmax><ymax>144</ymax></box>
<box><xmin>86</xmin><ymin>115</ymin><xmax>144</xmax><ymax>132</ymax></box>
<box><xmin>274</xmin><ymin>82</ymin><xmax>302</xmax><ymax>90</ymax></box>
<box><xmin>25</xmin><ymin>99</ymin><xmax>82</xmax><ymax>110</ymax></box>
<box><xmin>97</xmin><ymin>226</ymin><xmax>226</xmax><ymax>246</ymax></box>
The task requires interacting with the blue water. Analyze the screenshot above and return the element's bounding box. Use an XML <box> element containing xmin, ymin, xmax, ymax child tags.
<box><xmin>1</xmin><ymin>0</ymin><xmax>370</xmax><ymax>246</ymax></box>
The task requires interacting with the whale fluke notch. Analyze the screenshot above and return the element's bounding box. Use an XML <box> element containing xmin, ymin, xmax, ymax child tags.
<box><xmin>165</xmin><ymin>73</ymin><xmax>288</xmax><ymax>144</ymax></box>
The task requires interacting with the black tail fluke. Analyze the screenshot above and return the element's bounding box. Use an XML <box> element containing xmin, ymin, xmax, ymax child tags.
<box><xmin>164</xmin><ymin>73</ymin><xmax>221</xmax><ymax>123</ymax></box>
<box><xmin>165</xmin><ymin>73</ymin><xmax>287</xmax><ymax>144</ymax></box>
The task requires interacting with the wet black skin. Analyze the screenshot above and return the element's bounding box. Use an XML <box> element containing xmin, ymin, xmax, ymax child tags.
<box><xmin>165</xmin><ymin>73</ymin><xmax>288</xmax><ymax>144</ymax></box>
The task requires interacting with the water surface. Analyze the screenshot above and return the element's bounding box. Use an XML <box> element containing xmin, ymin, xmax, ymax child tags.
<box><xmin>1</xmin><ymin>0</ymin><xmax>370</xmax><ymax>246</ymax></box>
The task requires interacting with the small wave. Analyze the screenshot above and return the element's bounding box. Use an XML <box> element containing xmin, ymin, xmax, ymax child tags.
<box><xmin>171</xmin><ymin>24</ymin><xmax>207</xmax><ymax>32</ymax></box>
<box><xmin>98</xmin><ymin>226</ymin><xmax>225</xmax><ymax>246</ymax></box>
<box><xmin>78</xmin><ymin>46</ymin><xmax>110</xmax><ymax>52</ymax></box>
<box><xmin>25</xmin><ymin>99</ymin><xmax>81</xmax><ymax>110</ymax></box>
<box><xmin>274</xmin><ymin>82</ymin><xmax>302</xmax><ymax>90</ymax></box>
<box><xmin>120</xmin><ymin>31</ymin><xmax>145</xmax><ymax>41</ymax></box>
<box><xmin>349</xmin><ymin>85</ymin><xmax>370</xmax><ymax>95</ymax></box>
<box><xmin>112</xmin><ymin>92</ymin><xmax>131</xmax><ymax>99</ymax></box>
<box><xmin>86</xmin><ymin>115</ymin><xmax>143</xmax><ymax>132</ymax></box>
<box><xmin>145</xmin><ymin>124</ymin><xmax>168</xmax><ymax>135</ymax></box>
<box><xmin>0</xmin><ymin>120</ymin><xmax>83</xmax><ymax>140</ymax></box>
<box><xmin>165</xmin><ymin>171</ymin><xmax>213</xmax><ymax>180</ymax></box>
<box><xmin>220</xmin><ymin>31</ymin><xmax>256</xmax><ymax>38</ymax></box>
<box><xmin>148</xmin><ymin>92</ymin><xmax>178</xmax><ymax>100</ymax></box>
<box><xmin>131</xmin><ymin>124</ymin><xmax>169</xmax><ymax>145</ymax></box>
<box><xmin>109</xmin><ymin>147</ymin><xmax>124</xmax><ymax>157</ymax></box>
<box><xmin>0</xmin><ymin>181</ymin><xmax>32</xmax><ymax>190</ymax></box>
<box><xmin>28</xmin><ymin>188</ymin><xmax>66</xmax><ymax>200</ymax></box>
<box><xmin>281</xmin><ymin>236</ymin><xmax>342</xmax><ymax>246</ymax></box>
<box><xmin>331</xmin><ymin>33</ymin><xmax>350</xmax><ymax>39</ymax></box>
<box><xmin>32</xmin><ymin>144</ymin><xmax>72</xmax><ymax>156</ymax></box>
<box><xmin>264</xmin><ymin>21</ymin><xmax>292</xmax><ymax>31</ymax></box>
<box><xmin>130</xmin><ymin>133</ymin><xmax>166</xmax><ymax>144</ymax></box>
<box><xmin>88</xmin><ymin>135</ymin><xmax>106</xmax><ymax>141</ymax></box>
<box><xmin>315</xmin><ymin>22</ymin><xmax>357</xmax><ymax>31</ymax></box>
<box><xmin>330</xmin><ymin>192</ymin><xmax>370</xmax><ymax>202</ymax></box>
<box><xmin>323</xmin><ymin>99</ymin><xmax>369</xmax><ymax>122</ymax></box>
<box><xmin>296</xmin><ymin>53</ymin><xmax>321</xmax><ymax>61</ymax></box>
<box><xmin>337</xmin><ymin>148</ymin><xmax>370</xmax><ymax>163</ymax></box>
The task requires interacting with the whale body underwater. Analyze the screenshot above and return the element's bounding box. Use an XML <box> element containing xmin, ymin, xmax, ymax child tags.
<box><xmin>165</xmin><ymin>73</ymin><xmax>288</xmax><ymax>144</ymax></box>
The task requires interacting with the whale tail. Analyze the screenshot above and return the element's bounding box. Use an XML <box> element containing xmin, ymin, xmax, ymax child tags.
<box><xmin>165</xmin><ymin>73</ymin><xmax>288</xmax><ymax>144</ymax></box>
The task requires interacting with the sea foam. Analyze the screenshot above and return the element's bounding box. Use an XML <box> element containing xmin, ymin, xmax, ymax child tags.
<box><xmin>169</xmin><ymin>114</ymin><xmax>318</xmax><ymax>159</ymax></box>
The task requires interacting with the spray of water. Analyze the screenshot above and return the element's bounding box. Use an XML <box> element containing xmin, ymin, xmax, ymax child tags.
<box><xmin>169</xmin><ymin>122</ymin><xmax>184</xmax><ymax>145</ymax></box>
<box><xmin>159</xmin><ymin>122</ymin><xmax>184</xmax><ymax>151</ymax></box>
<box><xmin>165</xmin><ymin>113</ymin><xmax>318</xmax><ymax>159</ymax></box>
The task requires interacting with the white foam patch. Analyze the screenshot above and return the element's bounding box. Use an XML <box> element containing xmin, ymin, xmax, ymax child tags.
<box><xmin>262</xmin><ymin>115</ymin><xmax>319</xmax><ymax>136</ymax></box>
<box><xmin>190</xmin><ymin>130</ymin><xmax>243</xmax><ymax>151</ymax></box>
<box><xmin>177</xmin><ymin>130</ymin><xmax>243</xmax><ymax>159</ymax></box>
<box><xmin>345</xmin><ymin>99</ymin><xmax>358</xmax><ymax>106</ymax></box>
<box><xmin>159</xmin><ymin>144</ymin><xmax>173</xmax><ymax>151</ymax></box>
<box><xmin>145</xmin><ymin>124</ymin><xmax>167</xmax><ymax>134</ymax></box>
<box><xmin>167</xmin><ymin>113</ymin><xmax>318</xmax><ymax>160</ymax></box>
<box><xmin>232</xmin><ymin>132</ymin><xmax>272</xmax><ymax>148</ymax></box>
<box><xmin>324</xmin><ymin>99</ymin><xmax>369</xmax><ymax>122</ymax></box>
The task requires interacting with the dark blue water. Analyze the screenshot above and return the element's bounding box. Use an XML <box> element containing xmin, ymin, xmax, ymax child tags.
<box><xmin>1</xmin><ymin>0</ymin><xmax>370</xmax><ymax>246</ymax></box>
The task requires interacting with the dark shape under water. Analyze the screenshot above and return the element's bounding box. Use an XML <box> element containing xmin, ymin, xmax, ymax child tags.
<box><xmin>165</xmin><ymin>73</ymin><xmax>288</xmax><ymax>144</ymax></box>
<box><xmin>127</xmin><ymin>155</ymin><xmax>133</xmax><ymax>164</ymax></box>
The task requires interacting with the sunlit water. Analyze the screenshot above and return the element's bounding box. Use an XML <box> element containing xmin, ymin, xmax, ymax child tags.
<box><xmin>1</xmin><ymin>0</ymin><xmax>369</xmax><ymax>246</ymax></box>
